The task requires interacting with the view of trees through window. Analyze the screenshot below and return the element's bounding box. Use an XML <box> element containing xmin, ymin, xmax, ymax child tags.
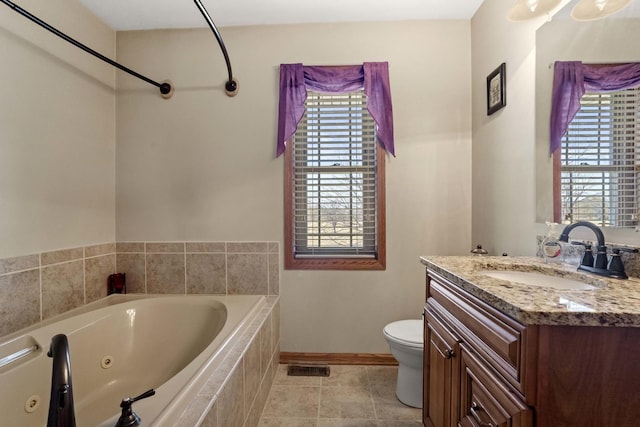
<box><xmin>560</xmin><ymin>88</ymin><xmax>639</xmax><ymax>228</ymax></box>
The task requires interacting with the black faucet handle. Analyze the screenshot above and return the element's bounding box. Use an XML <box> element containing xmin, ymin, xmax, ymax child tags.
<box><xmin>607</xmin><ymin>248</ymin><xmax>630</xmax><ymax>279</ymax></box>
<box><xmin>125</xmin><ymin>389</ymin><xmax>156</xmax><ymax>406</ymax></box>
<box><xmin>115</xmin><ymin>389</ymin><xmax>155</xmax><ymax>427</ymax></box>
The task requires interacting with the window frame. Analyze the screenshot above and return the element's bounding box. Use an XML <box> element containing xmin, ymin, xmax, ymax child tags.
<box><xmin>283</xmin><ymin>94</ymin><xmax>386</xmax><ymax>271</ymax></box>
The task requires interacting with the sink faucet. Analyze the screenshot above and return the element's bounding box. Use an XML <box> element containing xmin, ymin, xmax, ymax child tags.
<box><xmin>47</xmin><ymin>334</ymin><xmax>76</xmax><ymax>427</ymax></box>
<box><xmin>558</xmin><ymin>221</ymin><xmax>608</xmax><ymax>270</ymax></box>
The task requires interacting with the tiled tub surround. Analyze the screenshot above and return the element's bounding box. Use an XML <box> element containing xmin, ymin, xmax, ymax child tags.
<box><xmin>176</xmin><ymin>296</ymin><xmax>280</xmax><ymax>427</ymax></box>
<box><xmin>420</xmin><ymin>256</ymin><xmax>640</xmax><ymax>327</ymax></box>
<box><xmin>0</xmin><ymin>241</ymin><xmax>279</xmax><ymax>338</ymax></box>
<box><xmin>115</xmin><ymin>242</ymin><xmax>280</xmax><ymax>296</ymax></box>
<box><xmin>0</xmin><ymin>243</ymin><xmax>116</xmax><ymax>337</ymax></box>
<box><xmin>0</xmin><ymin>295</ymin><xmax>279</xmax><ymax>426</ymax></box>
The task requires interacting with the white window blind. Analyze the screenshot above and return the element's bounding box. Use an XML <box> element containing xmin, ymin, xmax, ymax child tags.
<box><xmin>292</xmin><ymin>90</ymin><xmax>378</xmax><ymax>257</ymax></box>
<box><xmin>560</xmin><ymin>87</ymin><xmax>640</xmax><ymax>228</ymax></box>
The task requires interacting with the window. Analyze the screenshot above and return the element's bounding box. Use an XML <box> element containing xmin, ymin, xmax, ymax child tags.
<box><xmin>555</xmin><ymin>87</ymin><xmax>640</xmax><ymax>228</ymax></box>
<box><xmin>284</xmin><ymin>90</ymin><xmax>385</xmax><ymax>270</ymax></box>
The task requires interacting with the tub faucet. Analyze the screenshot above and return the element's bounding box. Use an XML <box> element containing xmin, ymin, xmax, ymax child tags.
<box><xmin>558</xmin><ymin>221</ymin><xmax>609</xmax><ymax>275</ymax></box>
<box><xmin>47</xmin><ymin>334</ymin><xmax>76</xmax><ymax>427</ymax></box>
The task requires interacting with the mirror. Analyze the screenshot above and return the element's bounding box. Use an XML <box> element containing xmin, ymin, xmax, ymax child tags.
<box><xmin>535</xmin><ymin>0</ymin><xmax>640</xmax><ymax>225</ymax></box>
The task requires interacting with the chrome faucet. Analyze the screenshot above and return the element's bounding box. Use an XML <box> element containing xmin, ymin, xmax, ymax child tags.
<box><xmin>47</xmin><ymin>334</ymin><xmax>76</xmax><ymax>427</ymax></box>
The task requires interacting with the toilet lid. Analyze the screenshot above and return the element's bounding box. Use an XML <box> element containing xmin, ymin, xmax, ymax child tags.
<box><xmin>384</xmin><ymin>320</ymin><xmax>423</xmax><ymax>347</ymax></box>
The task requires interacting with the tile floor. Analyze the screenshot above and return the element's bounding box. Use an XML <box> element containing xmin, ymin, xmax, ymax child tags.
<box><xmin>259</xmin><ymin>364</ymin><xmax>423</xmax><ymax>426</ymax></box>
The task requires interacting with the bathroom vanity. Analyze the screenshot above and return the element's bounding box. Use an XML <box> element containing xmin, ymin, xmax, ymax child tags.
<box><xmin>420</xmin><ymin>256</ymin><xmax>640</xmax><ymax>427</ymax></box>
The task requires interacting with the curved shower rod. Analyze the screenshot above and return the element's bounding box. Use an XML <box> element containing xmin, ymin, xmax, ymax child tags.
<box><xmin>194</xmin><ymin>0</ymin><xmax>239</xmax><ymax>97</ymax></box>
<box><xmin>0</xmin><ymin>0</ymin><xmax>238</xmax><ymax>98</ymax></box>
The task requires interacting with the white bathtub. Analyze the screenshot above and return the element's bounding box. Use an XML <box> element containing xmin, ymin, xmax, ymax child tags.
<box><xmin>0</xmin><ymin>294</ymin><xmax>266</xmax><ymax>427</ymax></box>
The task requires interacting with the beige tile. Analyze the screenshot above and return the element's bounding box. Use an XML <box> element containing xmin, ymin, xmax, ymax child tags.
<box><xmin>268</xmin><ymin>242</ymin><xmax>280</xmax><ymax>253</ymax></box>
<box><xmin>186</xmin><ymin>242</ymin><xmax>226</xmax><ymax>253</ymax></box>
<box><xmin>249</xmin><ymin>356</ymin><xmax>278</xmax><ymax>427</ymax></box>
<box><xmin>269</xmin><ymin>253</ymin><xmax>280</xmax><ymax>295</ymax></box>
<box><xmin>0</xmin><ymin>254</ymin><xmax>39</xmax><ymax>275</ymax></box>
<box><xmin>260</xmin><ymin>418</ymin><xmax>317</xmax><ymax>426</ymax></box>
<box><xmin>186</xmin><ymin>253</ymin><xmax>226</xmax><ymax>294</ymax></box>
<box><xmin>41</xmin><ymin>247</ymin><xmax>83</xmax><ymax>266</ymax></box>
<box><xmin>218</xmin><ymin>364</ymin><xmax>245</xmax><ymax>427</ymax></box>
<box><xmin>271</xmin><ymin>302</ymin><xmax>280</xmax><ymax>355</ymax></box>
<box><xmin>41</xmin><ymin>260</ymin><xmax>84</xmax><ymax>319</ymax></box>
<box><xmin>260</xmin><ymin>314</ymin><xmax>273</xmax><ymax>376</ymax></box>
<box><xmin>85</xmin><ymin>254</ymin><xmax>116</xmax><ymax>303</ymax></box>
<box><xmin>317</xmin><ymin>420</ymin><xmax>378</xmax><ymax>427</ymax></box>
<box><xmin>370</xmin><ymin>383</ymin><xmax>421</xmax><ymax>421</ymax></box>
<box><xmin>366</xmin><ymin>366</ymin><xmax>398</xmax><ymax>386</ymax></box>
<box><xmin>263</xmin><ymin>385</ymin><xmax>320</xmax><ymax>418</ymax></box>
<box><xmin>200</xmin><ymin>400</ymin><xmax>218</xmax><ymax>427</ymax></box>
<box><xmin>146</xmin><ymin>242</ymin><xmax>185</xmax><ymax>253</ymax></box>
<box><xmin>0</xmin><ymin>269</ymin><xmax>40</xmax><ymax>336</ymax></box>
<box><xmin>227</xmin><ymin>253</ymin><xmax>268</xmax><ymax>294</ymax></box>
<box><xmin>84</xmin><ymin>242</ymin><xmax>116</xmax><ymax>257</ymax></box>
<box><xmin>322</xmin><ymin>366</ymin><xmax>369</xmax><ymax>388</ymax></box>
<box><xmin>228</xmin><ymin>242</ymin><xmax>269</xmax><ymax>253</ymax></box>
<box><xmin>244</xmin><ymin>337</ymin><xmax>262</xmax><ymax>412</ymax></box>
<box><xmin>319</xmin><ymin>386</ymin><xmax>375</xmax><ymax>420</ymax></box>
<box><xmin>116</xmin><ymin>242</ymin><xmax>145</xmax><ymax>253</ymax></box>
<box><xmin>115</xmin><ymin>253</ymin><xmax>146</xmax><ymax>293</ymax></box>
<box><xmin>146</xmin><ymin>253</ymin><xmax>185</xmax><ymax>294</ymax></box>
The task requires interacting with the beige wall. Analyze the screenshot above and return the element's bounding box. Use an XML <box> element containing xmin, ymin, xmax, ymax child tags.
<box><xmin>0</xmin><ymin>0</ymin><xmax>116</xmax><ymax>259</ymax></box>
<box><xmin>116</xmin><ymin>21</ymin><xmax>472</xmax><ymax>353</ymax></box>
<box><xmin>470</xmin><ymin>0</ymin><xmax>547</xmax><ymax>257</ymax></box>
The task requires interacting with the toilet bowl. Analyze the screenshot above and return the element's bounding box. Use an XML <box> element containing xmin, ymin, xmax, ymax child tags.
<box><xmin>383</xmin><ymin>319</ymin><xmax>424</xmax><ymax>408</ymax></box>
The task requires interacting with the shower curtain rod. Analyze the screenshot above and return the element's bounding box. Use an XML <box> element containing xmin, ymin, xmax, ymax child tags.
<box><xmin>1</xmin><ymin>0</ymin><xmax>239</xmax><ymax>98</ymax></box>
<box><xmin>194</xmin><ymin>0</ymin><xmax>238</xmax><ymax>97</ymax></box>
<box><xmin>0</xmin><ymin>0</ymin><xmax>173</xmax><ymax>98</ymax></box>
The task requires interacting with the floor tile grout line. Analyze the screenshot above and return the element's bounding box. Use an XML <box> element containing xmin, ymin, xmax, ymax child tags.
<box><xmin>317</xmin><ymin>376</ymin><xmax>322</xmax><ymax>422</ymax></box>
<box><xmin>366</xmin><ymin>365</ymin><xmax>381</xmax><ymax>421</ymax></box>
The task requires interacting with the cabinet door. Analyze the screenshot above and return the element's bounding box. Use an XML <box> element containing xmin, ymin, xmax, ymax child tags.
<box><xmin>424</xmin><ymin>305</ymin><xmax>461</xmax><ymax>427</ymax></box>
<box><xmin>457</xmin><ymin>345</ymin><xmax>532</xmax><ymax>427</ymax></box>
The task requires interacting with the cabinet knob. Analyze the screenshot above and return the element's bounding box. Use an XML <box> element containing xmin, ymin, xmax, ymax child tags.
<box><xmin>470</xmin><ymin>402</ymin><xmax>494</xmax><ymax>427</ymax></box>
<box><xmin>444</xmin><ymin>349</ymin><xmax>454</xmax><ymax>359</ymax></box>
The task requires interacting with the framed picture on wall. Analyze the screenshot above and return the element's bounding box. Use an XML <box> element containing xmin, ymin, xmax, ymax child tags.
<box><xmin>487</xmin><ymin>63</ymin><xmax>506</xmax><ymax>115</ymax></box>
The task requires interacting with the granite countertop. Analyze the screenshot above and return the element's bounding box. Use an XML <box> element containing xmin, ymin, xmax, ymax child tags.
<box><xmin>420</xmin><ymin>255</ymin><xmax>640</xmax><ymax>327</ymax></box>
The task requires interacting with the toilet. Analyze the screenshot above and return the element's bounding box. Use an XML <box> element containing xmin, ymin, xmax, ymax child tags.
<box><xmin>383</xmin><ymin>319</ymin><xmax>424</xmax><ymax>408</ymax></box>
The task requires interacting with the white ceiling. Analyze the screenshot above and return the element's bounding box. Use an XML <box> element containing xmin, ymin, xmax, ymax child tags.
<box><xmin>78</xmin><ymin>0</ymin><xmax>486</xmax><ymax>31</ymax></box>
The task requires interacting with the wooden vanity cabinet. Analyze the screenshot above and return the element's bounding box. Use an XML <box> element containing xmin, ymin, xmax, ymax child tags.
<box><xmin>423</xmin><ymin>271</ymin><xmax>532</xmax><ymax>427</ymax></box>
<box><xmin>423</xmin><ymin>305</ymin><xmax>460</xmax><ymax>427</ymax></box>
<box><xmin>423</xmin><ymin>268</ymin><xmax>640</xmax><ymax>427</ymax></box>
<box><xmin>458</xmin><ymin>344</ymin><xmax>532</xmax><ymax>427</ymax></box>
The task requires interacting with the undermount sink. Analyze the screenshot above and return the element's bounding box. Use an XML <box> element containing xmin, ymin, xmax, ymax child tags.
<box><xmin>480</xmin><ymin>270</ymin><xmax>598</xmax><ymax>291</ymax></box>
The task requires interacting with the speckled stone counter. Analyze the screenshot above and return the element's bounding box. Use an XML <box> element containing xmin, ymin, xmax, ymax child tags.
<box><xmin>420</xmin><ymin>256</ymin><xmax>640</xmax><ymax>327</ymax></box>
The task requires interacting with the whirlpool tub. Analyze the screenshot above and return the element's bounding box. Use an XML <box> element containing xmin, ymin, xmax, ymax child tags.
<box><xmin>0</xmin><ymin>294</ymin><xmax>269</xmax><ymax>426</ymax></box>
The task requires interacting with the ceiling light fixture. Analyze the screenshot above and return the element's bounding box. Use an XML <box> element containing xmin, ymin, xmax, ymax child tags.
<box><xmin>571</xmin><ymin>0</ymin><xmax>633</xmax><ymax>21</ymax></box>
<box><xmin>507</xmin><ymin>0</ymin><xmax>564</xmax><ymax>20</ymax></box>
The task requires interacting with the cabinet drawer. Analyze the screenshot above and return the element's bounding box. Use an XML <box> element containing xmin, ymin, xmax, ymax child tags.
<box><xmin>428</xmin><ymin>272</ymin><xmax>527</xmax><ymax>393</ymax></box>
<box><xmin>458</xmin><ymin>345</ymin><xmax>532</xmax><ymax>427</ymax></box>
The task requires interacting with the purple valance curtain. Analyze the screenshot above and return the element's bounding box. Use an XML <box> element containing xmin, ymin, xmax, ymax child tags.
<box><xmin>550</xmin><ymin>61</ymin><xmax>640</xmax><ymax>154</ymax></box>
<box><xmin>276</xmin><ymin>62</ymin><xmax>395</xmax><ymax>157</ymax></box>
